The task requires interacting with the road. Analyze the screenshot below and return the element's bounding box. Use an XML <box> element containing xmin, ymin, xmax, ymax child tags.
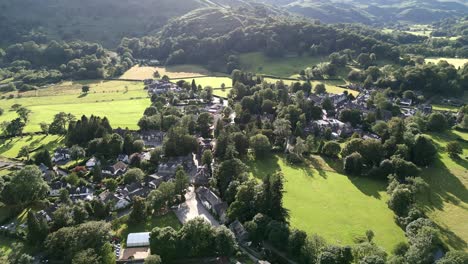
<box><xmin>173</xmin><ymin>186</ymin><xmax>220</xmax><ymax>226</ymax></box>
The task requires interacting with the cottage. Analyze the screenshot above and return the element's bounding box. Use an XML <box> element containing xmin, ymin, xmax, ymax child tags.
<box><xmin>70</xmin><ymin>186</ymin><xmax>94</xmax><ymax>201</ymax></box>
<box><xmin>86</xmin><ymin>157</ymin><xmax>100</xmax><ymax>169</ymax></box>
<box><xmin>52</xmin><ymin>148</ymin><xmax>71</xmax><ymax>163</ymax></box>
<box><xmin>98</xmin><ymin>191</ymin><xmax>130</xmax><ymax>211</ymax></box>
<box><xmin>196</xmin><ymin>186</ymin><xmax>228</xmax><ymax>223</ymax></box>
<box><xmin>148</xmin><ymin>174</ymin><xmax>164</xmax><ymax>189</ymax></box>
<box><xmin>103</xmin><ymin>161</ymin><xmax>128</xmax><ymax>176</ymax></box>
<box><xmin>146</xmin><ymin>80</ymin><xmax>181</xmax><ymax>95</ymax></box>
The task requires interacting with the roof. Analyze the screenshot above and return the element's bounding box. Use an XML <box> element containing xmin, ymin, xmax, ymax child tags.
<box><xmin>126</xmin><ymin>232</ymin><xmax>150</xmax><ymax>247</ymax></box>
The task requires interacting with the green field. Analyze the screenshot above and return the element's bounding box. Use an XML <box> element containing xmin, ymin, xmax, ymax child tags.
<box><xmin>0</xmin><ymin>80</ymin><xmax>149</xmax><ymax>132</ymax></box>
<box><xmin>249</xmin><ymin>155</ymin><xmax>406</xmax><ymax>251</ymax></box>
<box><xmin>178</xmin><ymin>76</ymin><xmax>233</xmax><ymax>89</ymax></box>
<box><xmin>0</xmin><ymin>135</ymin><xmax>64</xmax><ymax>159</ymax></box>
<box><xmin>263</xmin><ymin>78</ymin><xmax>359</xmax><ymax>97</ymax></box>
<box><xmin>213</xmin><ymin>88</ymin><xmax>232</xmax><ymax>98</ymax></box>
<box><xmin>239</xmin><ymin>52</ymin><xmax>328</xmax><ymax>77</ymax></box>
<box><xmin>432</xmin><ymin>104</ymin><xmax>460</xmax><ymax>112</ymax></box>
<box><xmin>418</xmin><ymin>132</ymin><xmax>468</xmax><ymax>250</ymax></box>
<box><xmin>426</xmin><ymin>58</ymin><xmax>468</xmax><ymax>69</ymax></box>
<box><xmin>120</xmin><ymin>65</ymin><xmax>211</xmax><ymax>80</ymax></box>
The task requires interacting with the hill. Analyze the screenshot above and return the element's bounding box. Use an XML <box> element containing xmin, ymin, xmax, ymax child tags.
<box><xmin>261</xmin><ymin>0</ymin><xmax>468</xmax><ymax>24</ymax></box>
<box><xmin>0</xmin><ymin>0</ymin><xmax>207</xmax><ymax>47</ymax></box>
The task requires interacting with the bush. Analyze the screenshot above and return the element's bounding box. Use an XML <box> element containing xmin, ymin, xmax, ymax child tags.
<box><xmin>286</xmin><ymin>153</ymin><xmax>303</xmax><ymax>164</ymax></box>
<box><xmin>343</xmin><ymin>152</ymin><xmax>363</xmax><ymax>175</ymax></box>
<box><xmin>388</xmin><ymin>187</ymin><xmax>413</xmax><ymax>216</ymax></box>
<box><xmin>250</xmin><ymin>134</ymin><xmax>271</xmax><ymax>158</ymax></box>
<box><xmin>322</xmin><ymin>141</ymin><xmax>341</xmax><ymax>158</ymax></box>
<box><xmin>427</xmin><ymin>113</ymin><xmax>448</xmax><ymax>132</ymax></box>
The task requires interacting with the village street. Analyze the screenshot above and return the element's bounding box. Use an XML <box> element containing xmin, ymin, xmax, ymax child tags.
<box><xmin>173</xmin><ymin>186</ymin><xmax>220</xmax><ymax>227</ymax></box>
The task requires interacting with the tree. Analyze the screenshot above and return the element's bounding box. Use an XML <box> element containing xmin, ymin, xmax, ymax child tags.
<box><xmin>130</xmin><ymin>196</ymin><xmax>147</xmax><ymax>223</ymax></box>
<box><xmin>72</xmin><ymin>249</ymin><xmax>100</xmax><ymax>264</ymax></box>
<box><xmin>411</xmin><ymin>135</ymin><xmax>437</xmax><ymax>166</ymax></box>
<box><xmin>70</xmin><ymin>145</ymin><xmax>86</xmax><ymax>165</ymax></box>
<box><xmin>103</xmin><ymin>178</ymin><xmax>118</xmax><ymax>192</ymax></box>
<box><xmin>52</xmin><ymin>206</ymin><xmax>74</xmax><ymax>230</ymax></box>
<box><xmin>436</xmin><ymin>251</ymin><xmax>468</xmax><ymax>264</ymax></box>
<box><xmin>214</xmin><ymin>226</ymin><xmax>236</xmax><ymax>257</ymax></box>
<box><xmin>231</xmin><ymin>132</ymin><xmax>249</xmax><ymax>156</ymax></box>
<box><xmin>357</xmin><ymin>53</ymin><xmax>372</xmax><ymax>68</ymax></box>
<box><xmin>197</xmin><ymin>112</ymin><xmax>214</xmax><ymax>138</ymax></box>
<box><xmin>16</xmin><ymin>107</ymin><xmax>32</xmax><ymax>123</ymax></box>
<box><xmin>322</xmin><ymin>141</ymin><xmax>341</xmax><ymax>158</ymax></box>
<box><xmin>446</xmin><ymin>141</ymin><xmax>462</xmax><ymax>159</ymax></box>
<box><xmin>150</xmin><ymin>227</ymin><xmax>178</xmax><ymax>261</ymax></box>
<box><xmin>27</xmin><ymin>211</ymin><xmax>49</xmax><ymax>245</ymax></box>
<box><xmin>81</xmin><ymin>85</ymin><xmax>90</xmax><ymax>93</ymax></box>
<box><xmin>145</xmin><ymin>255</ymin><xmax>162</xmax><ymax>264</ymax></box>
<box><xmin>1</xmin><ymin>165</ymin><xmax>49</xmax><ymax>207</ymax></box>
<box><xmin>34</xmin><ymin>149</ymin><xmax>53</xmax><ymax>168</ymax></box>
<box><xmin>293</xmin><ymin>137</ymin><xmax>307</xmax><ymax>157</ymax></box>
<box><xmin>388</xmin><ymin>188</ymin><xmax>413</xmax><ymax>216</ymax></box>
<box><xmin>174</xmin><ymin>166</ymin><xmax>189</xmax><ymax>196</ymax></box>
<box><xmin>18</xmin><ymin>146</ymin><xmax>30</xmax><ymax>160</ymax></box>
<box><xmin>5</xmin><ymin>118</ymin><xmax>25</xmax><ymax>136</ymax></box>
<box><xmin>344</xmin><ymin>152</ymin><xmax>363</xmax><ymax>175</ymax></box>
<box><xmin>273</xmin><ymin>118</ymin><xmax>292</xmax><ymax>150</ymax></box>
<box><xmin>201</xmin><ymin>149</ymin><xmax>213</xmax><ymax>169</ymax></box>
<box><xmin>123</xmin><ymin>168</ymin><xmax>145</xmax><ymax>184</ymax></box>
<box><xmin>133</xmin><ymin>139</ymin><xmax>145</xmax><ymax>152</ymax></box>
<box><xmin>314</xmin><ymin>83</ymin><xmax>326</xmax><ymax>94</ymax></box>
<box><xmin>427</xmin><ymin>113</ymin><xmax>448</xmax><ymax>132</ymax></box>
<box><xmin>250</xmin><ymin>134</ymin><xmax>271</xmax><ymax>158</ymax></box>
<box><xmin>8</xmin><ymin>243</ymin><xmax>34</xmax><ymax>264</ymax></box>
<box><xmin>40</xmin><ymin>122</ymin><xmax>49</xmax><ymax>134</ymax></box>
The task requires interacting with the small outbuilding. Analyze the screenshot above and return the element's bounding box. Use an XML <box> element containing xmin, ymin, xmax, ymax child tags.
<box><xmin>126</xmin><ymin>232</ymin><xmax>150</xmax><ymax>248</ymax></box>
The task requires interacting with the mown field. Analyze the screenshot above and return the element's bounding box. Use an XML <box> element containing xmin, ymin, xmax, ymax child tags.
<box><xmin>263</xmin><ymin>77</ymin><xmax>359</xmax><ymax>97</ymax></box>
<box><xmin>418</xmin><ymin>131</ymin><xmax>468</xmax><ymax>250</ymax></box>
<box><xmin>426</xmin><ymin>58</ymin><xmax>468</xmax><ymax>69</ymax></box>
<box><xmin>0</xmin><ymin>80</ymin><xmax>149</xmax><ymax>133</ymax></box>
<box><xmin>177</xmin><ymin>76</ymin><xmax>233</xmax><ymax>89</ymax></box>
<box><xmin>120</xmin><ymin>65</ymin><xmax>211</xmax><ymax>80</ymax></box>
<box><xmin>0</xmin><ymin>135</ymin><xmax>64</xmax><ymax>159</ymax></box>
<box><xmin>249</xmin><ymin>155</ymin><xmax>406</xmax><ymax>251</ymax></box>
<box><xmin>239</xmin><ymin>52</ymin><xmax>328</xmax><ymax>77</ymax></box>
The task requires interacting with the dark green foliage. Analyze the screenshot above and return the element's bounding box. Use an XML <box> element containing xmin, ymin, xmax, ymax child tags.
<box><xmin>427</xmin><ymin>113</ymin><xmax>448</xmax><ymax>132</ymax></box>
<box><xmin>343</xmin><ymin>152</ymin><xmax>363</xmax><ymax>175</ymax></box>
<box><xmin>130</xmin><ymin>196</ymin><xmax>147</xmax><ymax>223</ymax></box>
<box><xmin>33</xmin><ymin>149</ymin><xmax>52</xmax><ymax>168</ymax></box>
<box><xmin>67</xmin><ymin>115</ymin><xmax>112</xmax><ymax>146</ymax></box>
<box><xmin>436</xmin><ymin>251</ymin><xmax>468</xmax><ymax>264</ymax></box>
<box><xmin>387</xmin><ymin>187</ymin><xmax>413</xmax><ymax>216</ymax></box>
<box><xmin>27</xmin><ymin>211</ymin><xmax>49</xmax><ymax>245</ymax></box>
<box><xmin>163</xmin><ymin>127</ymin><xmax>198</xmax><ymax>157</ymax></box>
<box><xmin>411</xmin><ymin>135</ymin><xmax>437</xmax><ymax>166</ymax></box>
<box><xmin>322</xmin><ymin>141</ymin><xmax>341</xmax><ymax>158</ymax></box>
<box><xmin>249</xmin><ymin>134</ymin><xmax>271</xmax><ymax>158</ymax></box>
<box><xmin>1</xmin><ymin>165</ymin><xmax>49</xmax><ymax>207</ymax></box>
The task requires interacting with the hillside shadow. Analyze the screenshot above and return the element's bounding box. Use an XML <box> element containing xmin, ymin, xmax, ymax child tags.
<box><xmin>349</xmin><ymin>176</ymin><xmax>385</xmax><ymax>199</ymax></box>
<box><xmin>453</xmin><ymin>156</ymin><xmax>468</xmax><ymax>170</ymax></box>
<box><xmin>0</xmin><ymin>138</ymin><xmax>16</xmax><ymax>156</ymax></box>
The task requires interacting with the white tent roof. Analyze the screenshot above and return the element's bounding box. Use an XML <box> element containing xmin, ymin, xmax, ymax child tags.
<box><xmin>126</xmin><ymin>232</ymin><xmax>150</xmax><ymax>247</ymax></box>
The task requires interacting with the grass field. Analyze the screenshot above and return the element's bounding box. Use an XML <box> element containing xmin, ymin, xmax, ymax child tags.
<box><xmin>426</xmin><ymin>58</ymin><xmax>468</xmax><ymax>69</ymax></box>
<box><xmin>0</xmin><ymin>135</ymin><xmax>64</xmax><ymax>159</ymax></box>
<box><xmin>249</xmin><ymin>155</ymin><xmax>406</xmax><ymax>251</ymax></box>
<box><xmin>432</xmin><ymin>104</ymin><xmax>460</xmax><ymax>112</ymax></box>
<box><xmin>263</xmin><ymin>77</ymin><xmax>359</xmax><ymax>97</ymax></box>
<box><xmin>0</xmin><ymin>80</ymin><xmax>149</xmax><ymax>132</ymax></box>
<box><xmin>120</xmin><ymin>65</ymin><xmax>211</xmax><ymax>80</ymax></box>
<box><xmin>213</xmin><ymin>88</ymin><xmax>232</xmax><ymax>98</ymax></box>
<box><xmin>417</xmin><ymin>131</ymin><xmax>468</xmax><ymax>250</ymax></box>
<box><xmin>114</xmin><ymin>212</ymin><xmax>182</xmax><ymax>246</ymax></box>
<box><xmin>177</xmin><ymin>76</ymin><xmax>233</xmax><ymax>89</ymax></box>
<box><xmin>239</xmin><ymin>52</ymin><xmax>328</xmax><ymax>77</ymax></box>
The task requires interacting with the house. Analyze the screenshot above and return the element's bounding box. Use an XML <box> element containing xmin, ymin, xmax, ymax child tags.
<box><xmin>312</xmin><ymin>119</ymin><xmax>353</xmax><ymax>138</ymax></box>
<box><xmin>196</xmin><ymin>186</ymin><xmax>228</xmax><ymax>223</ymax></box>
<box><xmin>229</xmin><ymin>220</ymin><xmax>249</xmax><ymax>243</ymax></box>
<box><xmin>117</xmin><ymin>154</ymin><xmax>129</xmax><ymax>164</ymax></box>
<box><xmin>52</xmin><ymin>148</ymin><xmax>70</xmax><ymax>163</ymax></box>
<box><xmin>146</xmin><ymin>80</ymin><xmax>181</xmax><ymax>95</ymax></box>
<box><xmin>49</xmin><ymin>181</ymin><xmax>69</xmax><ymax>197</ymax></box>
<box><xmin>329</xmin><ymin>93</ymin><xmax>348</xmax><ymax>106</ymax></box>
<box><xmin>193</xmin><ymin>166</ymin><xmax>210</xmax><ymax>186</ymax></box>
<box><xmin>99</xmin><ymin>191</ymin><xmax>130</xmax><ymax>211</ymax></box>
<box><xmin>148</xmin><ymin>174</ymin><xmax>164</xmax><ymax>189</ymax></box>
<box><xmin>37</xmin><ymin>210</ymin><xmax>52</xmax><ymax>222</ymax></box>
<box><xmin>103</xmin><ymin>161</ymin><xmax>128</xmax><ymax>176</ymax></box>
<box><xmin>86</xmin><ymin>157</ymin><xmax>100</xmax><ymax>169</ymax></box>
<box><xmin>138</xmin><ymin>130</ymin><xmax>165</xmax><ymax>147</ymax></box>
<box><xmin>418</xmin><ymin>104</ymin><xmax>432</xmax><ymax>114</ymax></box>
<box><xmin>118</xmin><ymin>232</ymin><xmax>151</xmax><ymax>264</ymax></box>
<box><xmin>399</xmin><ymin>98</ymin><xmax>413</xmax><ymax>107</ymax></box>
<box><xmin>69</xmin><ymin>186</ymin><xmax>94</xmax><ymax>201</ymax></box>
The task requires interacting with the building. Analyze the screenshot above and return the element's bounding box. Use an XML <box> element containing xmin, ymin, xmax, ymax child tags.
<box><xmin>86</xmin><ymin>157</ymin><xmax>100</xmax><ymax>169</ymax></box>
<box><xmin>52</xmin><ymin>148</ymin><xmax>71</xmax><ymax>163</ymax></box>
<box><xmin>118</xmin><ymin>232</ymin><xmax>151</xmax><ymax>264</ymax></box>
<box><xmin>146</xmin><ymin>80</ymin><xmax>181</xmax><ymax>95</ymax></box>
<box><xmin>103</xmin><ymin>161</ymin><xmax>128</xmax><ymax>177</ymax></box>
<box><xmin>196</xmin><ymin>187</ymin><xmax>228</xmax><ymax>223</ymax></box>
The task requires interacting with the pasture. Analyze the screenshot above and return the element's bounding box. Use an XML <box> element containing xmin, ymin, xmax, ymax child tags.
<box><xmin>0</xmin><ymin>80</ymin><xmax>149</xmax><ymax>133</ymax></box>
<box><xmin>249</xmin><ymin>155</ymin><xmax>406</xmax><ymax>251</ymax></box>
<box><xmin>120</xmin><ymin>65</ymin><xmax>211</xmax><ymax>80</ymax></box>
<box><xmin>417</xmin><ymin>131</ymin><xmax>468</xmax><ymax>250</ymax></box>
<box><xmin>213</xmin><ymin>88</ymin><xmax>232</xmax><ymax>98</ymax></box>
<box><xmin>426</xmin><ymin>57</ymin><xmax>468</xmax><ymax>69</ymax></box>
<box><xmin>263</xmin><ymin>77</ymin><xmax>359</xmax><ymax>96</ymax></box>
<box><xmin>177</xmin><ymin>76</ymin><xmax>233</xmax><ymax>89</ymax></box>
<box><xmin>0</xmin><ymin>135</ymin><xmax>64</xmax><ymax>159</ymax></box>
<box><xmin>239</xmin><ymin>52</ymin><xmax>328</xmax><ymax>77</ymax></box>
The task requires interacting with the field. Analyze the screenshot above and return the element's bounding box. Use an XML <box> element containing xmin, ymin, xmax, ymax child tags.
<box><xmin>249</xmin><ymin>155</ymin><xmax>406</xmax><ymax>251</ymax></box>
<box><xmin>426</xmin><ymin>58</ymin><xmax>468</xmax><ymax>69</ymax></box>
<box><xmin>432</xmin><ymin>104</ymin><xmax>460</xmax><ymax>112</ymax></box>
<box><xmin>114</xmin><ymin>212</ymin><xmax>182</xmax><ymax>246</ymax></box>
<box><xmin>0</xmin><ymin>135</ymin><xmax>64</xmax><ymax>159</ymax></box>
<box><xmin>177</xmin><ymin>76</ymin><xmax>233</xmax><ymax>89</ymax></box>
<box><xmin>0</xmin><ymin>80</ymin><xmax>149</xmax><ymax>133</ymax></box>
<box><xmin>263</xmin><ymin>78</ymin><xmax>359</xmax><ymax>97</ymax></box>
<box><xmin>120</xmin><ymin>65</ymin><xmax>211</xmax><ymax>80</ymax></box>
<box><xmin>417</xmin><ymin>131</ymin><xmax>468</xmax><ymax>250</ymax></box>
<box><xmin>212</xmin><ymin>88</ymin><xmax>232</xmax><ymax>98</ymax></box>
<box><xmin>239</xmin><ymin>52</ymin><xmax>328</xmax><ymax>77</ymax></box>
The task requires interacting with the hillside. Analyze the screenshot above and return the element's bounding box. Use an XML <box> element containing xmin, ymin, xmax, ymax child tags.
<box><xmin>262</xmin><ymin>0</ymin><xmax>468</xmax><ymax>24</ymax></box>
<box><xmin>0</xmin><ymin>0</ymin><xmax>207</xmax><ymax>47</ymax></box>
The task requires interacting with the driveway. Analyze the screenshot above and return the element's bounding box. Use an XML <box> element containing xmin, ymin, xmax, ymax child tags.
<box><xmin>173</xmin><ymin>186</ymin><xmax>219</xmax><ymax>226</ymax></box>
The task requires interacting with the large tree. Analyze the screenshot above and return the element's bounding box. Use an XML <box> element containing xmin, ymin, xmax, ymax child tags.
<box><xmin>1</xmin><ymin>165</ymin><xmax>49</xmax><ymax>207</ymax></box>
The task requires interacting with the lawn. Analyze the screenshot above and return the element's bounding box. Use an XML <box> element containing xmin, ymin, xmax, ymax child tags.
<box><xmin>432</xmin><ymin>104</ymin><xmax>460</xmax><ymax>112</ymax></box>
<box><xmin>0</xmin><ymin>80</ymin><xmax>149</xmax><ymax>132</ymax></box>
<box><xmin>239</xmin><ymin>52</ymin><xmax>328</xmax><ymax>77</ymax></box>
<box><xmin>0</xmin><ymin>135</ymin><xmax>64</xmax><ymax>159</ymax></box>
<box><xmin>263</xmin><ymin>78</ymin><xmax>359</xmax><ymax>97</ymax></box>
<box><xmin>249</xmin><ymin>155</ymin><xmax>406</xmax><ymax>251</ymax></box>
<box><xmin>213</xmin><ymin>88</ymin><xmax>232</xmax><ymax>98</ymax></box>
<box><xmin>417</xmin><ymin>131</ymin><xmax>468</xmax><ymax>250</ymax></box>
<box><xmin>120</xmin><ymin>65</ymin><xmax>211</xmax><ymax>80</ymax></box>
<box><xmin>114</xmin><ymin>212</ymin><xmax>182</xmax><ymax>246</ymax></box>
<box><xmin>177</xmin><ymin>76</ymin><xmax>233</xmax><ymax>89</ymax></box>
<box><xmin>426</xmin><ymin>58</ymin><xmax>468</xmax><ymax>69</ymax></box>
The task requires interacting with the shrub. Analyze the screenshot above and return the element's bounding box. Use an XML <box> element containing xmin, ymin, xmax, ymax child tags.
<box><xmin>322</xmin><ymin>141</ymin><xmax>341</xmax><ymax>158</ymax></box>
<box><xmin>343</xmin><ymin>152</ymin><xmax>363</xmax><ymax>175</ymax></box>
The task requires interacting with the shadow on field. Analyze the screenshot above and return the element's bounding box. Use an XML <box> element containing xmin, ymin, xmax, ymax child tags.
<box><xmin>419</xmin><ymin>156</ymin><xmax>468</xmax><ymax>212</ymax></box>
<box><xmin>435</xmin><ymin>223</ymin><xmax>467</xmax><ymax>250</ymax></box>
<box><xmin>348</xmin><ymin>177</ymin><xmax>385</xmax><ymax>199</ymax></box>
<box><xmin>77</xmin><ymin>93</ymin><xmax>88</xmax><ymax>98</ymax></box>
